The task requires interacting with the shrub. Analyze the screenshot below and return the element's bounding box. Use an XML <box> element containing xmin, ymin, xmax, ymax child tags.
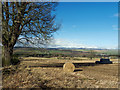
<box><xmin>11</xmin><ymin>55</ymin><xmax>20</xmax><ymax>65</ymax></box>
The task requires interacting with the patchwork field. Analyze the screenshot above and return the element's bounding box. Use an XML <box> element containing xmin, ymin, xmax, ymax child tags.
<box><xmin>2</xmin><ymin>57</ymin><xmax>118</xmax><ymax>88</ymax></box>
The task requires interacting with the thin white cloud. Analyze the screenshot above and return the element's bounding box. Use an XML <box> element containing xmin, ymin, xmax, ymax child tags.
<box><xmin>113</xmin><ymin>13</ymin><xmax>118</xmax><ymax>17</ymax></box>
<box><xmin>113</xmin><ymin>13</ymin><xmax>120</xmax><ymax>17</ymax></box>
<box><xmin>15</xmin><ymin>37</ymin><xmax>117</xmax><ymax>49</ymax></box>
<box><xmin>48</xmin><ymin>38</ymin><xmax>98</xmax><ymax>48</ymax></box>
<box><xmin>112</xmin><ymin>25</ymin><xmax>117</xmax><ymax>28</ymax></box>
<box><xmin>112</xmin><ymin>25</ymin><xmax>120</xmax><ymax>30</ymax></box>
<box><xmin>72</xmin><ymin>25</ymin><xmax>77</xmax><ymax>28</ymax></box>
<box><xmin>112</xmin><ymin>25</ymin><xmax>117</xmax><ymax>30</ymax></box>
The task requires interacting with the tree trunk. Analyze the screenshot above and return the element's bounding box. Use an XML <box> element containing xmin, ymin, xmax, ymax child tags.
<box><xmin>2</xmin><ymin>46</ymin><xmax>13</xmax><ymax>66</ymax></box>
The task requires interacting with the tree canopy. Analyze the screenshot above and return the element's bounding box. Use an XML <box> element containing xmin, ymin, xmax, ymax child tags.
<box><xmin>2</xmin><ymin>2</ymin><xmax>60</xmax><ymax>66</ymax></box>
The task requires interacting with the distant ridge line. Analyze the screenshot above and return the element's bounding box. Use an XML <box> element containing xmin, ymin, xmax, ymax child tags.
<box><xmin>14</xmin><ymin>46</ymin><xmax>111</xmax><ymax>50</ymax></box>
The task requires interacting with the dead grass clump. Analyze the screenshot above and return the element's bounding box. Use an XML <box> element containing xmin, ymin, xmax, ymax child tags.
<box><xmin>63</xmin><ymin>62</ymin><xmax>75</xmax><ymax>72</ymax></box>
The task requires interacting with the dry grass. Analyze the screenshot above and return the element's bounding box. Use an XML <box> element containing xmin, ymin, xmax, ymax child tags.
<box><xmin>2</xmin><ymin>57</ymin><xmax>118</xmax><ymax>88</ymax></box>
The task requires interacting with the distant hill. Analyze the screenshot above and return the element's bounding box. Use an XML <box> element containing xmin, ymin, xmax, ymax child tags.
<box><xmin>14</xmin><ymin>46</ymin><xmax>109</xmax><ymax>50</ymax></box>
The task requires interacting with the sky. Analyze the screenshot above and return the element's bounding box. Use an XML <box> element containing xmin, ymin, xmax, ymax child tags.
<box><xmin>49</xmin><ymin>2</ymin><xmax>118</xmax><ymax>49</ymax></box>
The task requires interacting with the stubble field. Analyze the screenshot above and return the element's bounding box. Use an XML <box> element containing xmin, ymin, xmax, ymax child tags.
<box><xmin>2</xmin><ymin>57</ymin><xmax>118</xmax><ymax>88</ymax></box>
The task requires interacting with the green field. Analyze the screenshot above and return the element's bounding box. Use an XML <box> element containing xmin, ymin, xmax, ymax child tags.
<box><xmin>13</xmin><ymin>47</ymin><xmax>118</xmax><ymax>59</ymax></box>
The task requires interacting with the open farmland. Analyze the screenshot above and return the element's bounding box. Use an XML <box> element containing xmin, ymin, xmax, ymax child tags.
<box><xmin>2</xmin><ymin>2</ymin><xmax>119</xmax><ymax>89</ymax></box>
<box><xmin>2</xmin><ymin>56</ymin><xmax>118</xmax><ymax>88</ymax></box>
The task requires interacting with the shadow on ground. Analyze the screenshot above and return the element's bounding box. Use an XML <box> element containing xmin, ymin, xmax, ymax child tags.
<box><xmin>29</xmin><ymin>62</ymin><xmax>101</xmax><ymax>68</ymax></box>
<box><xmin>74</xmin><ymin>69</ymin><xmax>83</xmax><ymax>72</ymax></box>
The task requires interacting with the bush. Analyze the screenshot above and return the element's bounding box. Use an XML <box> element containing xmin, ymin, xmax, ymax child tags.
<box><xmin>11</xmin><ymin>55</ymin><xmax>20</xmax><ymax>65</ymax></box>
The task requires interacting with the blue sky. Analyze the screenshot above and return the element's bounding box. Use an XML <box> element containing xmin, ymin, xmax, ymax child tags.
<box><xmin>51</xmin><ymin>2</ymin><xmax>118</xmax><ymax>49</ymax></box>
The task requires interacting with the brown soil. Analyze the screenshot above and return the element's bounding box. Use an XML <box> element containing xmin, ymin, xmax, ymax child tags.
<box><xmin>2</xmin><ymin>57</ymin><xmax>118</xmax><ymax>88</ymax></box>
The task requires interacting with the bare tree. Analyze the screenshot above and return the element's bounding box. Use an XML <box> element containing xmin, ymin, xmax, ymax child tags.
<box><xmin>2</xmin><ymin>2</ymin><xmax>60</xmax><ymax>66</ymax></box>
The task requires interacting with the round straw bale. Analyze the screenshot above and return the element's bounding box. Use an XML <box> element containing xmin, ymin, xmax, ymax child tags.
<box><xmin>63</xmin><ymin>62</ymin><xmax>75</xmax><ymax>72</ymax></box>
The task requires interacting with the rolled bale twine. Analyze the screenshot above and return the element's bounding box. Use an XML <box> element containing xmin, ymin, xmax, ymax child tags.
<box><xmin>63</xmin><ymin>62</ymin><xmax>75</xmax><ymax>72</ymax></box>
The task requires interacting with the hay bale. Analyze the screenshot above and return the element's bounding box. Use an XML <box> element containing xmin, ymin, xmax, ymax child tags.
<box><xmin>63</xmin><ymin>62</ymin><xmax>75</xmax><ymax>72</ymax></box>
